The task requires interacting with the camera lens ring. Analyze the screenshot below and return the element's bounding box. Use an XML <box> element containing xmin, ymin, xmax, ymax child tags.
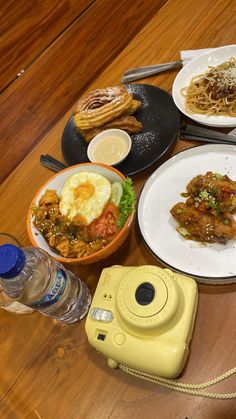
<box><xmin>135</xmin><ymin>282</ymin><xmax>155</xmax><ymax>305</ymax></box>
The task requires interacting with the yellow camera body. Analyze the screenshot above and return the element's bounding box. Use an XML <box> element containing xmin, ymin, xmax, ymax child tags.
<box><xmin>85</xmin><ymin>265</ymin><xmax>198</xmax><ymax>378</ymax></box>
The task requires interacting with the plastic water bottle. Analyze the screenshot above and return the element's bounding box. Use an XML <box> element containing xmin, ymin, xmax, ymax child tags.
<box><xmin>0</xmin><ymin>245</ymin><xmax>91</xmax><ymax>324</ymax></box>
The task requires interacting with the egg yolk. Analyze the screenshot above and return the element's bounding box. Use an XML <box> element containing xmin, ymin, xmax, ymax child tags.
<box><xmin>73</xmin><ymin>182</ymin><xmax>95</xmax><ymax>201</ymax></box>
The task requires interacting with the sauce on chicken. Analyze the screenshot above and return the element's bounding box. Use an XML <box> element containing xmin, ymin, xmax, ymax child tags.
<box><xmin>170</xmin><ymin>171</ymin><xmax>236</xmax><ymax>244</ymax></box>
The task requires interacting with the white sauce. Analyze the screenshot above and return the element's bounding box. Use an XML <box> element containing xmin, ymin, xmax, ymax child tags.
<box><xmin>93</xmin><ymin>136</ymin><xmax>129</xmax><ymax>165</ymax></box>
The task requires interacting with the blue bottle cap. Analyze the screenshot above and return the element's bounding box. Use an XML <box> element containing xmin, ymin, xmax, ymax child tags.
<box><xmin>0</xmin><ymin>244</ymin><xmax>26</xmax><ymax>279</ymax></box>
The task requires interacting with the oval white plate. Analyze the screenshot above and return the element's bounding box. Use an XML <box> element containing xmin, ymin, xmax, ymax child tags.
<box><xmin>172</xmin><ymin>45</ymin><xmax>236</xmax><ymax>127</ymax></box>
<box><xmin>137</xmin><ymin>144</ymin><xmax>236</xmax><ymax>284</ymax></box>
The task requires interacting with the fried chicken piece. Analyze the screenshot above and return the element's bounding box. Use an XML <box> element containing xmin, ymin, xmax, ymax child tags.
<box><xmin>47</xmin><ymin>203</ymin><xmax>60</xmax><ymax>223</ymax></box>
<box><xmin>33</xmin><ymin>206</ymin><xmax>47</xmax><ymax>221</ymax></box>
<box><xmin>185</xmin><ymin>171</ymin><xmax>236</xmax><ymax>214</ymax></box>
<box><xmin>88</xmin><ymin>238</ymin><xmax>104</xmax><ymax>252</ymax></box>
<box><xmin>56</xmin><ymin>239</ymin><xmax>70</xmax><ymax>257</ymax></box>
<box><xmin>80</xmin><ymin>115</ymin><xmax>143</xmax><ymax>143</ymax></box>
<box><xmin>170</xmin><ymin>202</ymin><xmax>236</xmax><ymax>244</ymax></box>
<box><xmin>48</xmin><ymin>235</ymin><xmax>57</xmax><ymax>248</ymax></box>
<box><xmin>39</xmin><ymin>189</ymin><xmax>59</xmax><ymax>205</ymax></box>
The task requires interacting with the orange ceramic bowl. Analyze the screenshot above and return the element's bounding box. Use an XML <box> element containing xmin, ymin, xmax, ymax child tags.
<box><xmin>27</xmin><ymin>163</ymin><xmax>134</xmax><ymax>264</ymax></box>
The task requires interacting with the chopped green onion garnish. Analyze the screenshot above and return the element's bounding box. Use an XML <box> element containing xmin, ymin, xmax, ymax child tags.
<box><xmin>214</xmin><ymin>172</ymin><xmax>223</xmax><ymax>179</ymax></box>
<box><xmin>200</xmin><ymin>190</ymin><xmax>209</xmax><ymax>199</ymax></box>
<box><xmin>178</xmin><ymin>227</ymin><xmax>191</xmax><ymax>236</ymax></box>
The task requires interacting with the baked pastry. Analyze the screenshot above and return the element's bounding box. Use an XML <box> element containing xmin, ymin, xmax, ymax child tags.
<box><xmin>124</xmin><ymin>99</ymin><xmax>142</xmax><ymax>115</ymax></box>
<box><xmin>74</xmin><ymin>86</ymin><xmax>133</xmax><ymax>129</ymax></box>
<box><xmin>81</xmin><ymin>115</ymin><xmax>143</xmax><ymax>143</ymax></box>
<box><xmin>75</xmin><ymin>86</ymin><xmax>126</xmax><ymax>112</ymax></box>
<box><xmin>73</xmin><ymin>85</ymin><xmax>143</xmax><ymax>141</ymax></box>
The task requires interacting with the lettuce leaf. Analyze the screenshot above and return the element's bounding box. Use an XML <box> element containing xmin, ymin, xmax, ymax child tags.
<box><xmin>117</xmin><ymin>177</ymin><xmax>136</xmax><ymax>230</ymax></box>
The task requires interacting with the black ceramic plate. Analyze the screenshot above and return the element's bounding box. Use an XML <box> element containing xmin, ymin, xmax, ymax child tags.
<box><xmin>61</xmin><ymin>84</ymin><xmax>180</xmax><ymax>176</ymax></box>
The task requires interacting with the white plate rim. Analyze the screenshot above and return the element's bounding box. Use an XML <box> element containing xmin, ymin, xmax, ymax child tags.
<box><xmin>172</xmin><ymin>44</ymin><xmax>236</xmax><ymax>128</ymax></box>
<box><xmin>137</xmin><ymin>144</ymin><xmax>236</xmax><ymax>284</ymax></box>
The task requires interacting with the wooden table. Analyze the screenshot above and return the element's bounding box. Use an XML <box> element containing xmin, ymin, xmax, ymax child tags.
<box><xmin>0</xmin><ymin>0</ymin><xmax>236</xmax><ymax>417</ymax></box>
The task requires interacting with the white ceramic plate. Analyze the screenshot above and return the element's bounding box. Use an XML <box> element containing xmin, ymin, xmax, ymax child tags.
<box><xmin>137</xmin><ymin>144</ymin><xmax>236</xmax><ymax>284</ymax></box>
<box><xmin>172</xmin><ymin>45</ymin><xmax>236</xmax><ymax>127</ymax></box>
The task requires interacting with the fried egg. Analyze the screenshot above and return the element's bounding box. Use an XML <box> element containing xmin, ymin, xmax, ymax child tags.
<box><xmin>59</xmin><ymin>171</ymin><xmax>111</xmax><ymax>225</ymax></box>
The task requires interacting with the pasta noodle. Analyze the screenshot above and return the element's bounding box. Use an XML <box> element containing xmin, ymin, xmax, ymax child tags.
<box><xmin>181</xmin><ymin>57</ymin><xmax>236</xmax><ymax>116</ymax></box>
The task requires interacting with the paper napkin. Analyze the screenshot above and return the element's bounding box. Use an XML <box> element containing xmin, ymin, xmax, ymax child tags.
<box><xmin>180</xmin><ymin>48</ymin><xmax>216</xmax><ymax>65</ymax></box>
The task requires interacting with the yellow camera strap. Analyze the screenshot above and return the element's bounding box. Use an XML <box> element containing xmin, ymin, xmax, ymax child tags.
<box><xmin>119</xmin><ymin>364</ymin><xmax>236</xmax><ymax>399</ymax></box>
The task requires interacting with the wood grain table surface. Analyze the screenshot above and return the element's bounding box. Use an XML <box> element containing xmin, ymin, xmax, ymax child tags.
<box><xmin>0</xmin><ymin>0</ymin><xmax>166</xmax><ymax>183</ymax></box>
<box><xmin>0</xmin><ymin>0</ymin><xmax>236</xmax><ymax>417</ymax></box>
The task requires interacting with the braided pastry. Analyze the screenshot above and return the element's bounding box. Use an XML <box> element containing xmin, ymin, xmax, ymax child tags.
<box><xmin>74</xmin><ymin>86</ymin><xmax>133</xmax><ymax>130</ymax></box>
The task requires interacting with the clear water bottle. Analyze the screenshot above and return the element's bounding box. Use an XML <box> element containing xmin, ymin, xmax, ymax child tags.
<box><xmin>0</xmin><ymin>234</ymin><xmax>33</xmax><ymax>314</ymax></box>
<box><xmin>0</xmin><ymin>245</ymin><xmax>91</xmax><ymax>324</ymax></box>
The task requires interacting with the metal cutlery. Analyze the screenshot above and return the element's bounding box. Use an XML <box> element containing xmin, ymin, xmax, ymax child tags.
<box><xmin>40</xmin><ymin>125</ymin><xmax>236</xmax><ymax>173</ymax></box>
<box><xmin>180</xmin><ymin>133</ymin><xmax>236</xmax><ymax>145</ymax></box>
<box><xmin>180</xmin><ymin>125</ymin><xmax>236</xmax><ymax>145</ymax></box>
<box><xmin>40</xmin><ymin>155</ymin><xmax>68</xmax><ymax>172</ymax></box>
<box><xmin>121</xmin><ymin>60</ymin><xmax>183</xmax><ymax>83</ymax></box>
<box><xmin>229</xmin><ymin>127</ymin><xmax>236</xmax><ymax>138</ymax></box>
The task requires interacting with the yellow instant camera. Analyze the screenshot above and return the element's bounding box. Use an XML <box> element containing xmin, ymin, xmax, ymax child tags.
<box><xmin>85</xmin><ymin>265</ymin><xmax>198</xmax><ymax>378</ymax></box>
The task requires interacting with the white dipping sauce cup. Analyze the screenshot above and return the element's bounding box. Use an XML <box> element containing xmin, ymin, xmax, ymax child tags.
<box><xmin>87</xmin><ymin>129</ymin><xmax>131</xmax><ymax>166</ymax></box>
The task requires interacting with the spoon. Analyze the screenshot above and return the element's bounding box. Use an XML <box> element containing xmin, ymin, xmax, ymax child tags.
<box><xmin>121</xmin><ymin>60</ymin><xmax>183</xmax><ymax>83</ymax></box>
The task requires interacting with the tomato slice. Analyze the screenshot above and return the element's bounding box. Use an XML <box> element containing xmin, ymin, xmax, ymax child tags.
<box><xmin>88</xmin><ymin>203</ymin><xmax>120</xmax><ymax>240</ymax></box>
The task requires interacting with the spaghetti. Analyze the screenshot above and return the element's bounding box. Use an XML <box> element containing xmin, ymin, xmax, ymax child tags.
<box><xmin>181</xmin><ymin>58</ymin><xmax>236</xmax><ymax>116</ymax></box>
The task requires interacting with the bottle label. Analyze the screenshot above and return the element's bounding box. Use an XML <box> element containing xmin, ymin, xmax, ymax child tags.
<box><xmin>30</xmin><ymin>267</ymin><xmax>67</xmax><ymax>308</ymax></box>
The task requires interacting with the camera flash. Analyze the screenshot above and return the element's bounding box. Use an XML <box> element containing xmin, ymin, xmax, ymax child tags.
<box><xmin>91</xmin><ymin>307</ymin><xmax>114</xmax><ymax>322</ymax></box>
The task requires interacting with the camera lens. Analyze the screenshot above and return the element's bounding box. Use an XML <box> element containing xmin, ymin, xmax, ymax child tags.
<box><xmin>135</xmin><ymin>282</ymin><xmax>155</xmax><ymax>305</ymax></box>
